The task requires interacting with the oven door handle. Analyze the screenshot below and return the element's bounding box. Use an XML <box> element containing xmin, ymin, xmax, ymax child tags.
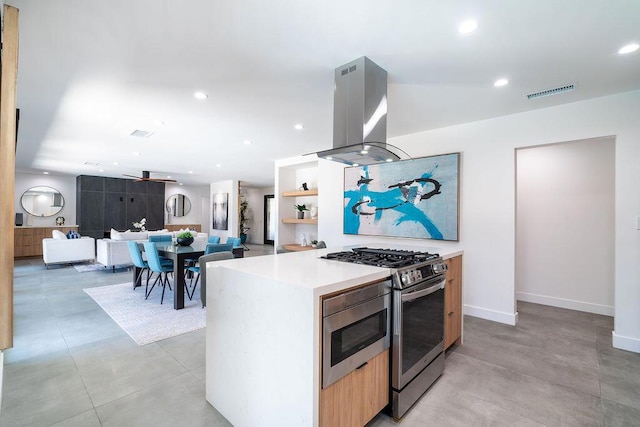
<box><xmin>401</xmin><ymin>279</ymin><xmax>445</xmax><ymax>302</ymax></box>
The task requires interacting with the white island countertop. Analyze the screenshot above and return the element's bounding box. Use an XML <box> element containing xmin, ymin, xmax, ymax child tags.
<box><xmin>205</xmin><ymin>244</ymin><xmax>462</xmax><ymax>427</ymax></box>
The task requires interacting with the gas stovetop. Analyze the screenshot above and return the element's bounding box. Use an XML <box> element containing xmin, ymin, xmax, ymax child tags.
<box><xmin>321</xmin><ymin>247</ymin><xmax>440</xmax><ymax>269</ymax></box>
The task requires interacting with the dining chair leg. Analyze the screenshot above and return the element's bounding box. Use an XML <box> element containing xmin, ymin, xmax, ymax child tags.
<box><xmin>160</xmin><ymin>272</ymin><xmax>170</xmax><ymax>304</ymax></box>
<box><xmin>146</xmin><ymin>274</ymin><xmax>161</xmax><ymax>299</ymax></box>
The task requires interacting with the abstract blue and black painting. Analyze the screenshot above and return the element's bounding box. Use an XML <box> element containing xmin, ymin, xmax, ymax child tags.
<box><xmin>344</xmin><ymin>153</ymin><xmax>459</xmax><ymax>241</ymax></box>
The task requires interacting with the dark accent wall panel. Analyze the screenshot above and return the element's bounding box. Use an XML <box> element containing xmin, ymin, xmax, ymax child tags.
<box><xmin>147</xmin><ymin>193</ymin><xmax>165</xmax><ymax>230</ymax></box>
<box><xmin>104</xmin><ymin>192</ymin><xmax>127</xmax><ymax>231</ymax></box>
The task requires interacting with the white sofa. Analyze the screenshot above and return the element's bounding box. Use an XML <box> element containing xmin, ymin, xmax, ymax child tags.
<box><xmin>42</xmin><ymin>236</ymin><xmax>96</xmax><ymax>268</ymax></box>
<box><xmin>96</xmin><ymin>229</ymin><xmax>208</xmax><ymax>271</ymax></box>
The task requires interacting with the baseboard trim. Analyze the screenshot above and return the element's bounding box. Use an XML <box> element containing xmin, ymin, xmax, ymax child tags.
<box><xmin>612</xmin><ymin>331</ymin><xmax>640</xmax><ymax>353</ymax></box>
<box><xmin>516</xmin><ymin>292</ymin><xmax>614</xmax><ymax>316</ymax></box>
<box><xmin>464</xmin><ymin>304</ymin><xmax>518</xmax><ymax>326</ymax></box>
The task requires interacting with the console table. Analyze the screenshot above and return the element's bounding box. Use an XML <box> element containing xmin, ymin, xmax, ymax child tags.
<box><xmin>14</xmin><ymin>226</ymin><xmax>79</xmax><ymax>258</ymax></box>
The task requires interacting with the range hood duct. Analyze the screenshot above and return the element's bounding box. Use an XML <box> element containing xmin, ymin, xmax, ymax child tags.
<box><xmin>316</xmin><ymin>56</ymin><xmax>401</xmax><ymax>166</ymax></box>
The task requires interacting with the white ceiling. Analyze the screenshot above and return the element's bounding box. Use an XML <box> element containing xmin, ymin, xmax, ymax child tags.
<box><xmin>10</xmin><ymin>0</ymin><xmax>640</xmax><ymax>187</ymax></box>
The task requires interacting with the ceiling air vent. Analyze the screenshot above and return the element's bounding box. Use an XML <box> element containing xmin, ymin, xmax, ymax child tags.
<box><xmin>526</xmin><ymin>83</ymin><xmax>576</xmax><ymax>100</ymax></box>
<box><xmin>130</xmin><ymin>129</ymin><xmax>154</xmax><ymax>138</ymax></box>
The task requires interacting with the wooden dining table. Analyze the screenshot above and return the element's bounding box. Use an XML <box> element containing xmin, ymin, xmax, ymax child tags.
<box><xmin>134</xmin><ymin>241</ymin><xmax>244</xmax><ymax>310</ymax></box>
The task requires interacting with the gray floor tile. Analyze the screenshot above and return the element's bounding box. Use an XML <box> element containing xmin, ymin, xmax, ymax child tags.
<box><xmin>70</xmin><ymin>335</ymin><xmax>188</xmax><ymax>407</ymax></box>
<box><xmin>157</xmin><ymin>328</ymin><xmax>206</xmax><ymax>371</ymax></box>
<box><xmin>601</xmin><ymin>399</ymin><xmax>640</xmax><ymax>427</ymax></box>
<box><xmin>50</xmin><ymin>409</ymin><xmax>102</xmax><ymax>427</ymax></box>
<box><xmin>0</xmin><ymin>350</ymin><xmax>94</xmax><ymax>426</ymax></box>
<box><xmin>95</xmin><ymin>372</ymin><xmax>232</xmax><ymax>427</ymax></box>
<box><xmin>56</xmin><ymin>308</ymin><xmax>126</xmax><ymax>348</ymax></box>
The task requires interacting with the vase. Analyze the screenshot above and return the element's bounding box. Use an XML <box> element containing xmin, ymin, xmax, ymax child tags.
<box><xmin>296</xmin><ymin>211</ymin><xmax>305</xmax><ymax>219</ymax></box>
<box><xmin>176</xmin><ymin>236</ymin><xmax>194</xmax><ymax>246</ymax></box>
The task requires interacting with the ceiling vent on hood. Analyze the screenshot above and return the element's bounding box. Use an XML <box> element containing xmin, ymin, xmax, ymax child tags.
<box><xmin>316</xmin><ymin>56</ymin><xmax>402</xmax><ymax>166</ymax></box>
<box><xmin>526</xmin><ymin>83</ymin><xmax>576</xmax><ymax>100</ymax></box>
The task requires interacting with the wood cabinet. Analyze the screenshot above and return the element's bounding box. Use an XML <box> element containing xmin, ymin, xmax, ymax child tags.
<box><xmin>14</xmin><ymin>226</ymin><xmax>79</xmax><ymax>258</ymax></box>
<box><xmin>444</xmin><ymin>255</ymin><xmax>462</xmax><ymax>349</ymax></box>
<box><xmin>320</xmin><ymin>349</ymin><xmax>389</xmax><ymax>427</ymax></box>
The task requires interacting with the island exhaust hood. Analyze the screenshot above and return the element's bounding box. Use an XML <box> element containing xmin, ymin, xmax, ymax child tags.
<box><xmin>316</xmin><ymin>56</ymin><xmax>402</xmax><ymax>166</ymax></box>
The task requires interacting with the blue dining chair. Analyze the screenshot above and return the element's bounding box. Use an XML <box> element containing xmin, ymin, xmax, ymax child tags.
<box><xmin>143</xmin><ymin>242</ymin><xmax>174</xmax><ymax>304</ymax></box>
<box><xmin>205</xmin><ymin>243</ymin><xmax>233</xmax><ymax>254</ymax></box>
<box><xmin>208</xmin><ymin>236</ymin><xmax>221</xmax><ymax>244</ymax></box>
<box><xmin>225</xmin><ymin>237</ymin><xmax>241</xmax><ymax>248</ymax></box>
<box><xmin>129</xmin><ymin>241</ymin><xmax>172</xmax><ymax>292</ymax></box>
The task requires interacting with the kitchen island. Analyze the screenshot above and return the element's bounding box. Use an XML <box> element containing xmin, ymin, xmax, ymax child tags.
<box><xmin>205</xmin><ymin>245</ymin><xmax>462</xmax><ymax>427</ymax></box>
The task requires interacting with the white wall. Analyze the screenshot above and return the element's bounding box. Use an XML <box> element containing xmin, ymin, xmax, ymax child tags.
<box><xmin>14</xmin><ymin>172</ymin><xmax>76</xmax><ymax>226</ymax></box>
<box><xmin>164</xmin><ymin>183</ymin><xmax>209</xmax><ymax>228</ymax></box>
<box><xmin>319</xmin><ymin>90</ymin><xmax>640</xmax><ymax>352</ymax></box>
<box><xmin>516</xmin><ymin>137</ymin><xmax>615</xmax><ymax>315</ymax></box>
<box><xmin>209</xmin><ymin>180</ymin><xmax>238</xmax><ymax>241</ymax></box>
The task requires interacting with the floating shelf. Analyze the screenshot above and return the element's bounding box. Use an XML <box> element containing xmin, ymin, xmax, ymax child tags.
<box><xmin>281</xmin><ymin>218</ymin><xmax>318</xmax><ymax>224</ymax></box>
<box><xmin>282</xmin><ymin>189</ymin><xmax>318</xmax><ymax>197</ymax></box>
<box><xmin>283</xmin><ymin>244</ymin><xmax>316</xmax><ymax>252</ymax></box>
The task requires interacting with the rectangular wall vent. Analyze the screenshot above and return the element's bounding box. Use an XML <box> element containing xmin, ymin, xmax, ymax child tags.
<box><xmin>526</xmin><ymin>83</ymin><xmax>576</xmax><ymax>100</ymax></box>
<box><xmin>130</xmin><ymin>129</ymin><xmax>154</xmax><ymax>138</ymax></box>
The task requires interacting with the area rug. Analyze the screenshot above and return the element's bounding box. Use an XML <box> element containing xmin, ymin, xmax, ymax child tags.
<box><xmin>74</xmin><ymin>262</ymin><xmax>132</xmax><ymax>273</ymax></box>
<box><xmin>83</xmin><ymin>281</ymin><xmax>205</xmax><ymax>345</ymax></box>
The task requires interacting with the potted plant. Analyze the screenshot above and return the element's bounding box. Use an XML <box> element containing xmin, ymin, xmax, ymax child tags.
<box><xmin>176</xmin><ymin>230</ymin><xmax>194</xmax><ymax>246</ymax></box>
<box><xmin>239</xmin><ymin>195</ymin><xmax>250</xmax><ymax>244</ymax></box>
<box><xmin>294</xmin><ymin>203</ymin><xmax>308</xmax><ymax>219</ymax></box>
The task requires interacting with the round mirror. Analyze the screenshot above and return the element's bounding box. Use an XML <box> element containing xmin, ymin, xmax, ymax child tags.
<box><xmin>166</xmin><ymin>193</ymin><xmax>191</xmax><ymax>217</ymax></box>
<box><xmin>20</xmin><ymin>186</ymin><xmax>65</xmax><ymax>217</ymax></box>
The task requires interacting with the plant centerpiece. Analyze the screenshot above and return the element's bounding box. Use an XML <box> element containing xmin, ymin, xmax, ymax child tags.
<box><xmin>176</xmin><ymin>230</ymin><xmax>194</xmax><ymax>246</ymax></box>
<box><xmin>239</xmin><ymin>195</ymin><xmax>250</xmax><ymax>244</ymax></box>
<box><xmin>294</xmin><ymin>203</ymin><xmax>308</xmax><ymax>219</ymax></box>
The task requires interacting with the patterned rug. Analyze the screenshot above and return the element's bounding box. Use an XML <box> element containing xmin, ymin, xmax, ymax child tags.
<box><xmin>83</xmin><ymin>281</ymin><xmax>205</xmax><ymax>345</ymax></box>
<box><xmin>74</xmin><ymin>262</ymin><xmax>132</xmax><ymax>273</ymax></box>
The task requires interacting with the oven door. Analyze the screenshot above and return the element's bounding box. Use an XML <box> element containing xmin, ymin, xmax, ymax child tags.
<box><xmin>323</xmin><ymin>293</ymin><xmax>390</xmax><ymax>388</ymax></box>
<box><xmin>392</xmin><ymin>275</ymin><xmax>445</xmax><ymax>390</ymax></box>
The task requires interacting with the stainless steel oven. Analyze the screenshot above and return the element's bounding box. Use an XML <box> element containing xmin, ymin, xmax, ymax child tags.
<box><xmin>322</xmin><ymin>279</ymin><xmax>391</xmax><ymax>388</ymax></box>
<box><xmin>390</xmin><ymin>273</ymin><xmax>446</xmax><ymax>418</ymax></box>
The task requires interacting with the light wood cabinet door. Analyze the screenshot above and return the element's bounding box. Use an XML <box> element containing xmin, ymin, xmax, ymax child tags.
<box><xmin>445</xmin><ymin>255</ymin><xmax>462</xmax><ymax>349</ymax></box>
<box><xmin>320</xmin><ymin>349</ymin><xmax>389</xmax><ymax>427</ymax></box>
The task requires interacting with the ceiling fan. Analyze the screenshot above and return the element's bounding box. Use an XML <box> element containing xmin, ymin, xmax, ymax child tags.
<box><xmin>122</xmin><ymin>170</ymin><xmax>177</xmax><ymax>183</ymax></box>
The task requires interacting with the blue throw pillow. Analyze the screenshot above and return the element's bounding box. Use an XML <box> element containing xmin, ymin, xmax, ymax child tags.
<box><xmin>66</xmin><ymin>230</ymin><xmax>81</xmax><ymax>239</ymax></box>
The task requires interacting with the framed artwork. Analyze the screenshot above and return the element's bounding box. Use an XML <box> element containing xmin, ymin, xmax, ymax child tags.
<box><xmin>212</xmin><ymin>192</ymin><xmax>229</xmax><ymax>230</ymax></box>
<box><xmin>344</xmin><ymin>153</ymin><xmax>460</xmax><ymax>241</ymax></box>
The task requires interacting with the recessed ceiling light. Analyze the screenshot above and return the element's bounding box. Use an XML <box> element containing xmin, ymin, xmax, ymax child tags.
<box><xmin>113</xmin><ymin>161</ymin><xmax>120</xmax><ymax>166</ymax></box>
<box><xmin>360</xmin><ymin>149</ymin><xmax>368</xmax><ymax>154</ymax></box>
<box><xmin>99</xmin><ymin>169</ymin><xmax>104</xmax><ymax>173</ymax></box>
<box><xmin>179</xmin><ymin>183</ymin><xmax>183</xmax><ymax>186</ymax></box>
<box><xmin>325</xmin><ymin>156</ymin><xmax>333</xmax><ymax>160</ymax></box>
<box><xmin>494</xmin><ymin>78</ymin><xmax>509</xmax><ymax>87</ymax></box>
<box><xmin>216</xmin><ymin>163</ymin><xmax>221</xmax><ymax>167</ymax></box>
<box><xmin>43</xmin><ymin>171</ymin><xmax>49</xmax><ymax>175</ymax></box>
<box><xmin>188</xmin><ymin>171</ymin><xmax>193</xmax><ymax>174</ymax></box>
<box><xmin>194</xmin><ymin>91</ymin><xmax>208</xmax><ymax>100</ymax></box>
<box><xmin>386</xmin><ymin>158</ymin><xmax>394</xmax><ymax>162</ymax></box>
<box><xmin>243</xmin><ymin>140</ymin><xmax>253</xmax><ymax>145</ymax></box>
<box><xmin>458</xmin><ymin>19</ymin><xmax>478</xmax><ymax>34</ymax></box>
<box><xmin>294</xmin><ymin>124</ymin><xmax>304</xmax><ymax>130</ymax></box>
<box><xmin>352</xmin><ymin>163</ymin><xmax>359</xmax><ymax>167</ymax></box>
<box><xmin>167</xmin><ymin>176</ymin><xmax>172</xmax><ymax>179</ymax></box>
<box><xmin>618</xmin><ymin>43</ymin><xmax>639</xmax><ymax>54</ymax></box>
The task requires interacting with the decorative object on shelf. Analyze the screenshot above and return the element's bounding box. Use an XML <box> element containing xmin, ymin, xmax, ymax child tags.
<box><xmin>301</xmin><ymin>233</ymin><xmax>308</xmax><ymax>247</ymax></box>
<box><xmin>212</xmin><ymin>193</ymin><xmax>229</xmax><ymax>230</ymax></box>
<box><xmin>344</xmin><ymin>152</ymin><xmax>460</xmax><ymax>241</ymax></box>
<box><xmin>300</xmin><ymin>182</ymin><xmax>309</xmax><ymax>191</ymax></box>
<box><xmin>176</xmin><ymin>231</ymin><xmax>194</xmax><ymax>246</ymax></box>
<box><xmin>311</xmin><ymin>239</ymin><xmax>318</xmax><ymax>248</ymax></box>
<box><xmin>310</xmin><ymin>206</ymin><xmax>318</xmax><ymax>219</ymax></box>
<box><xmin>294</xmin><ymin>204</ymin><xmax>308</xmax><ymax>219</ymax></box>
<box><xmin>132</xmin><ymin>217</ymin><xmax>147</xmax><ymax>231</ymax></box>
<box><xmin>55</xmin><ymin>216</ymin><xmax>65</xmax><ymax>226</ymax></box>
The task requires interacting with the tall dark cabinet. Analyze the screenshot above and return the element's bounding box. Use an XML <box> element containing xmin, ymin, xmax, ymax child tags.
<box><xmin>76</xmin><ymin>175</ymin><xmax>165</xmax><ymax>239</ymax></box>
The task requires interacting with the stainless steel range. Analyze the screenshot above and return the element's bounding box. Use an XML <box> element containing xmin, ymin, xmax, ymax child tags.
<box><xmin>322</xmin><ymin>247</ymin><xmax>447</xmax><ymax>419</ymax></box>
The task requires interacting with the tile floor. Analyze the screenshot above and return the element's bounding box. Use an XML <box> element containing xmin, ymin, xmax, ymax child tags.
<box><xmin>2</xmin><ymin>244</ymin><xmax>639</xmax><ymax>426</ymax></box>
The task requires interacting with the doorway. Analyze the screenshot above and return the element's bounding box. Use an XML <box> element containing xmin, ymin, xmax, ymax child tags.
<box><xmin>515</xmin><ymin>136</ymin><xmax>615</xmax><ymax>315</ymax></box>
<box><xmin>264</xmin><ymin>194</ymin><xmax>275</xmax><ymax>245</ymax></box>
